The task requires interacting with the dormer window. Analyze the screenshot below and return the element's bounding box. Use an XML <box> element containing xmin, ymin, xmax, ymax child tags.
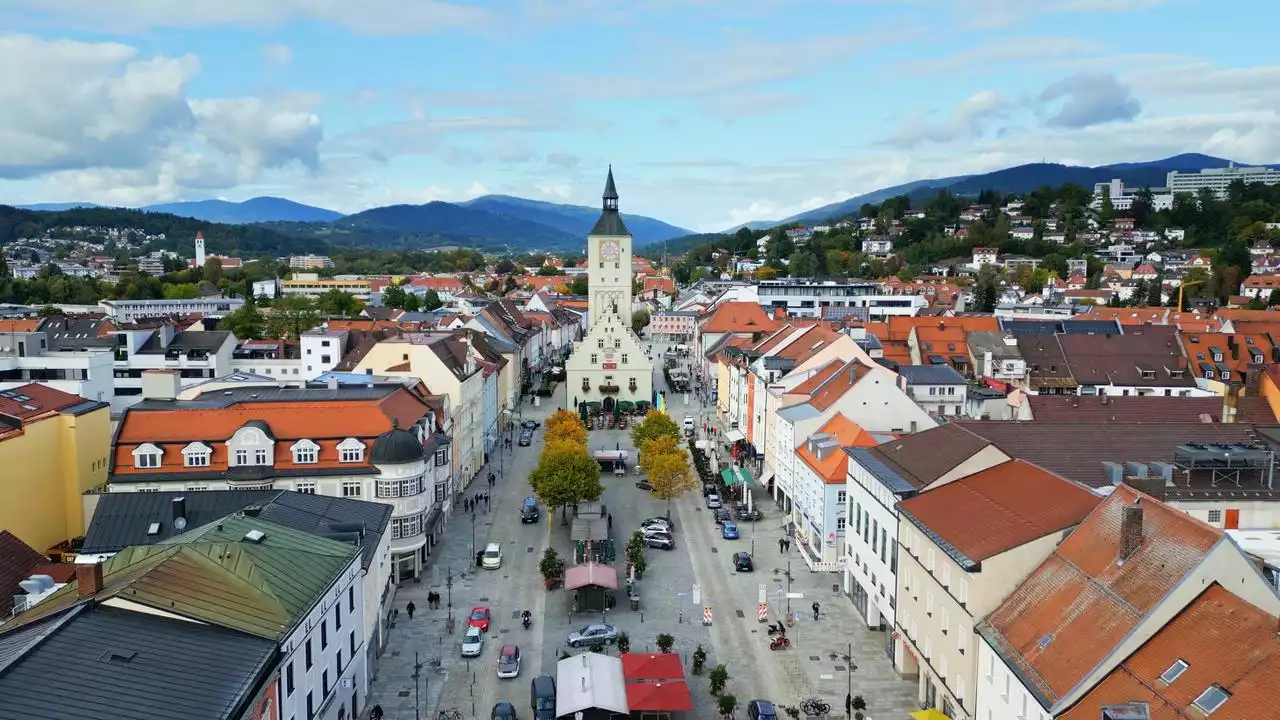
<box><xmin>132</xmin><ymin>443</ymin><xmax>163</xmax><ymax>469</ymax></box>
<box><xmin>1212</xmin><ymin>352</ymin><xmax>1223</xmax><ymax>362</ymax></box>
<box><xmin>1205</xmin><ymin>369</ymin><xmax>1215</xmax><ymax>379</ymax></box>
<box><xmin>292</xmin><ymin>439</ymin><xmax>320</xmax><ymax>464</ymax></box>
<box><xmin>181</xmin><ymin>442</ymin><xmax>211</xmax><ymax>468</ymax></box>
<box><xmin>337</xmin><ymin>438</ymin><xmax>365</xmax><ymax>463</ymax></box>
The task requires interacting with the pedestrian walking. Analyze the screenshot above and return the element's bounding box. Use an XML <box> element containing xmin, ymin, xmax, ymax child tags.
<box><xmin>778</xmin><ymin>538</ymin><xmax>785</xmax><ymax>554</ymax></box>
<box><xmin>407</xmin><ymin>601</ymin><xmax>416</xmax><ymax>620</ymax></box>
<box><xmin>370</xmin><ymin>703</ymin><xmax>384</xmax><ymax>720</ymax></box>
<box><xmin>608</xmin><ymin>513</ymin><xmax>613</xmax><ymax>529</ymax></box>
<box><xmin>812</xmin><ymin>601</ymin><xmax>820</xmax><ymax>621</ymax></box>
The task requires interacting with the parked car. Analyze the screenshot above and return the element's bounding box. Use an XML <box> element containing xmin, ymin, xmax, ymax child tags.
<box><xmin>645</xmin><ymin>535</ymin><xmax>676</xmax><ymax>551</ymax></box>
<box><xmin>491</xmin><ymin>701</ymin><xmax>519</xmax><ymax>720</ymax></box>
<box><xmin>733</xmin><ymin>552</ymin><xmax>754</xmax><ymax>572</ymax></box>
<box><xmin>567</xmin><ymin>623</ymin><xmax>619</xmax><ymax>647</ymax></box>
<box><xmin>462</xmin><ymin>626</ymin><xmax>485</xmax><ymax>657</ymax></box>
<box><xmin>530</xmin><ymin>676</ymin><xmax>556</xmax><ymax>720</ymax></box>
<box><xmin>641</xmin><ymin>524</ymin><xmax>672</xmax><ymax>537</ymax></box>
<box><xmin>712</xmin><ymin>508</ymin><xmax>731</xmax><ymax>525</ymax></box>
<box><xmin>520</xmin><ymin>497</ymin><xmax>540</xmax><ymax>524</ymax></box>
<box><xmin>721</xmin><ymin>521</ymin><xmax>740</xmax><ymax>540</ymax></box>
<box><xmin>469</xmin><ymin>607</ymin><xmax>492</xmax><ymax>632</ymax></box>
<box><xmin>636</xmin><ymin>480</ymin><xmax>654</xmax><ymax>491</ymax></box>
<box><xmin>746</xmin><ymin>699</ymin><xmax>778</xmax><ymax>720</ymax></box>
<box><xmin>520</xmin><ymin>420</ymin><xmax>540</xmax><ymax>429</ymax></box>
<box><xmin>641</xmin><ymin>517</ymin><xmax>674</xmax><ymax>531</ymax></box>
<box><xmin>519</xmin><ymin>428</ymin><xmax>535</xmax><ymax>446</ymax></box>
<box><xmin>706</xmin><ymin>494</ymin><xmax>722</xmax><ymax>509</ymax></box>
<box><xmin>702</xmin><ymin>483</ymin><xmax>717</xmax><ymax>497</ymax></box>
<box><xmin>497</xmin><ymin>644</ymin><xmax>522</xmax><ymax>678</ymax></box>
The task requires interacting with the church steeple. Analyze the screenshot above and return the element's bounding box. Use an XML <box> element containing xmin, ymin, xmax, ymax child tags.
<box><xmin>602</xmin><ymin>165</ymin><xmax>619</xmax><ymax>212</ymax></box>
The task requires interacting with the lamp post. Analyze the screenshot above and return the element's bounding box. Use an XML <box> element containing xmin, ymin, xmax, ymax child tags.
<box><xmin>785</xmin><ymin>560</ymin><xmax>793</xmax><ymax>615</ymax></box>
<box><xmin>412</xmin><ymin>651</ymin><xmax>423</xmax><ymax>720</ymax></box>
<box><xmin>842</xmin><ymin>642</ymin><xmax>857</xmax><ymax>719</ymax></box>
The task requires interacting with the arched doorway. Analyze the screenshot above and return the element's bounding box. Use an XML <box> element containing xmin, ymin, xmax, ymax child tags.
<box><xmin>602</xmin><ymin>396</ymin><xmax>616</xmax><ymax>412</ymax></box>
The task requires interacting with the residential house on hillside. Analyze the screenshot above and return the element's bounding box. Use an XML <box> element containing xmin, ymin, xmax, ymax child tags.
<box><xmin>105</xmin><ymin>374</ymin><xmax>451</xmax><ymax>584</ymax></box>
<box><xmin>975</xmin><ymin>485</ymin><xmax>1280</xmax><ymax>719</ymax></box>
<box><xmin>894</xmin><ymin>461</ymin><xmax>1100</xmax><ymax>719</ymax></box>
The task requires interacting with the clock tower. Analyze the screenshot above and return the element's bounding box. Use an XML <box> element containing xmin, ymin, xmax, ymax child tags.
<box><xmin>587</xmin><ymin>166</ymin><xmax>633</xmax><ymax>327</ymax></box>
<box><xmin>564</xmin><ymin>167</ymin><xmax>654</xmax><ymax>408</ymax></box>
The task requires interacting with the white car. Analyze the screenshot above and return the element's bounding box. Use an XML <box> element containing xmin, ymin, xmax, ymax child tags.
<box><xmin>482</xmin><ymin>542</ymin><xmax>503</xmax><ymax>569</ymax></box>
<box><xmin>462</xmin><ymin>626</ymin><xmax>484</xmax><ymax>657</ymax></box>
<box><xmin>706</xmin><ymin>494</ymin><xmax>723</xmax><ymax>509</ymax></box>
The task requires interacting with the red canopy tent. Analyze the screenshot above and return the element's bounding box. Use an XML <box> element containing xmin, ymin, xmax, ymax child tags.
<box><xmin>621</xmin><ymin>653</ymin><xmax>693</xmax><ymax>715</ymax></box>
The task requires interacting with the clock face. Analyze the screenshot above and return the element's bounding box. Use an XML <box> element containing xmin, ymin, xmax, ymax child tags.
<box><xmin>600</xmin><ymin>240</ymin><xmax>620</xmax><ymax>261</ymax></box>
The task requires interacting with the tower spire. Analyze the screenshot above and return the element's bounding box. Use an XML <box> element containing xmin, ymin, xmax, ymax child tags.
<box><xmin>602</xmin><ymin>166</ymin><xmax>619</xmax><ymax>212</ymax></box>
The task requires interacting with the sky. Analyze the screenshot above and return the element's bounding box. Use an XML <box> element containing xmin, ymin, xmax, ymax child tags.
<box><xmin>0</xmin><ymin>0</ymin><xmax>1278</xmax><ymax>233</ymax></box>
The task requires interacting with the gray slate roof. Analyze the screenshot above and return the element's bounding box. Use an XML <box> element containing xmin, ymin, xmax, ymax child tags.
<box><xmin>0</xmin><ymin>604</ymin><xmax>275</xmax><ymax>720</ymax></box>
<box><xmin>845</xmin><ymin>447</ymin><xmax>918</xmax><ymax>496</ymax></box>
<box><xmin>82</xmin><ymin>490</ymin><xmax>392</xmax><ymax>570</ymax></box>
<box><xmin>896</xmin><ymin>364</ymin><xmax>966</xmax><ymax>385</ymax></box>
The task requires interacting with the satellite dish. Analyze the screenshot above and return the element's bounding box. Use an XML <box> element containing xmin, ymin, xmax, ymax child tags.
<box><xmin>173</xmin><ymin>517</ymin><xmax>187</xmax><ymax>531</ymax></box>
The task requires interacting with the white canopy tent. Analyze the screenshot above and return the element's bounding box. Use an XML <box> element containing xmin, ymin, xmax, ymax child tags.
<box><xmin>556</xmin><ymin>651</ymin><xmax>629</xmax><ymax>717</ymax></box>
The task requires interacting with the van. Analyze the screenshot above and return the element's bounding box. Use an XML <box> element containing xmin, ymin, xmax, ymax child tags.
<box><xmin>531</xmin><ymin>675</ymin><xmax>556</xmax><ymax>719</ymax></box>
<box><xmin>482</xmin><ymin>542</ymin><xmax>503</xmax><ymax>569</ymax></box>
<box><xmin>683</xmin><ymin>416</ymin><xmax>695</xmax><ymax>429</ymax></box>
<box><xmin>520</xmin><ymin>497</ymin><xmax>540</xmax><ymax>524</ymax></box>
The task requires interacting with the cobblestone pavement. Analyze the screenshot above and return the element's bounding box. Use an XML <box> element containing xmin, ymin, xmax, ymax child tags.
<box><xmin>367</xmin><ymin>337</ymin><xmax>919</xmax><ymax>720</ymax></box>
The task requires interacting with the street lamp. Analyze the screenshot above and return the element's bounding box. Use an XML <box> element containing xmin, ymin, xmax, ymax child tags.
<box><xmin>412</xmin><ymin>651</ymin><xmax>423</xmax><ymax>720</ymax></box>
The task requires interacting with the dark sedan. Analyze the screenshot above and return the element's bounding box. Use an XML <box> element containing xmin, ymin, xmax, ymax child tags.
<box><xmin>518</xmin><ymin>428</ymin><xmax>535</xmax><ymax>446</ymax></box>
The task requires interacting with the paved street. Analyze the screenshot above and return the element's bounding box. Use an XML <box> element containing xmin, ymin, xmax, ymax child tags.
<box><xmin>367</xmin><ymin>336</ymin><xmax>919</xmax><ymax>719</ymax></box>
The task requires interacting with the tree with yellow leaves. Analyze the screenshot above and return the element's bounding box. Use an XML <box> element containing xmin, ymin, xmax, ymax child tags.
<box><xmin>646</xmin><ymin>450</ymin><xmax>697</xmax><ymax>517</ymax></box>
<box><xmin>545</xmin><ymin>415</ymin><xmax>588</xmax><ymax>448</ymax></box>
<box><xmin>639</xmin><ymin>435</ymin><xmax>681</xmax><ymax>474</ymax></box>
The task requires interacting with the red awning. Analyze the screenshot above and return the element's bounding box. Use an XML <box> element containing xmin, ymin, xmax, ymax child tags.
<box><xmin>564</xmin><ymin>562</ymin><xmax>620</xmax><ymax>590</ymax></box>
<box><xmin>625</xmin><ymin>681</ymin><xmax>694</xmax><ymax>712</ymax></box>
<box><xmin>621</xmin><ymin>653</ymin><xmax>685</xmax><ymax>681</ymax></box>
<box><xmin>981</xmin><ymin>376</ymin><xmax>1011</xmax><ymax>392</ymax></box>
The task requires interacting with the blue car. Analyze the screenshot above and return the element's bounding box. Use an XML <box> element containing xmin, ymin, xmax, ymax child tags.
<box><xmin>721</xmin><ymin>521</ymin><xmax>740</xmax><ymax>540</ymax></box>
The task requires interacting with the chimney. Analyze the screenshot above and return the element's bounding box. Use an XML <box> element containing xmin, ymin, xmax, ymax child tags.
<box><xmin>141</xmin><ymin>369</ymin><xmax>182</xmax><ymax>401</ymax></box>
<box><xmin>76</xmin><ymin>560</ymin><xmax>104</xmax><ymax>597</ymax></box>
<box><xmin>1120</xmin><ymin>501</ymin><xmax>1144</xmax><ymax>561</ymax></box>
<box><xmin>1247</xmin><ymin>362</ymin><xmax>1264</xmax><ymax>394</ymax></box>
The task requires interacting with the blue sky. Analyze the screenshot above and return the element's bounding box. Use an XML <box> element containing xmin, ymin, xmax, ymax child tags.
<box><xmin>1</xmin><ymin>0</ymin><xmax>1277</xmax><ymax>232</ymax></box>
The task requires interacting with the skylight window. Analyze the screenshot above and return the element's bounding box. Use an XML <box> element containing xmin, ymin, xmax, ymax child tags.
<box><xmin>1159</xmin><ymin>659</ymin><xmax>1188</xmax><ymax>684</ymax></box>
<box><xmin>1192</xmin><ymin>686</ymin><xmax>1229</xmax><ymax>714</ymax></box>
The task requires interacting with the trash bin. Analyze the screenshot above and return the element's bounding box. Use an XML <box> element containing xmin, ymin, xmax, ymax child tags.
<box><xmin>629</xmin><ymin>596</ymin><xmax>640</xmax><ymax>611</ymax></box>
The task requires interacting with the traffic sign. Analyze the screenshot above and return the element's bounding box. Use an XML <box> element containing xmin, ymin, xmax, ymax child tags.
<box><xmin>758</xmin><ymin>583</ymin><xmax>767</xmax><ymax>604</ymax></box>
<box><xmin>785</xmin><ymin>592</ymin><xmax>805</xmax><ymax>599</ymax></box>
<box><xmin>692</xmin><ymin>584</ymin><xmax>702</xmax><ymax>604</ymax></box>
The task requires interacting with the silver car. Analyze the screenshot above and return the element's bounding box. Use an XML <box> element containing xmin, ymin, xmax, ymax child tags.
<box><xmin>567</xmin><ymin>623</ymin><xmax>618</xmax><ymax>648</ymax></box>
<box><xmin>462</xmin><ymin>626</ymin><xmax>484</xmax><ymax>657</ymax></box>
<box><xmin>706</xmin><ymin>494</ymin><xmax>723</xmax><ymax>509</ymax></box>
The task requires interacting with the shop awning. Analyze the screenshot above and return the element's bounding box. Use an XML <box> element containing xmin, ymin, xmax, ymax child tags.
<box><xmin>910</xmin><ymin>710</ymin><xmax>952</xmax><ymax>720</ymax></box>
<box><xmin>720</xmin><ymin>466</ymin><xmax>753</xmax><ymax>486</ymax></box>
<box><xmin>625</xmin><ymin>681</ymin><xmax>694</xmax><ymax>712</ymax></box>
<box><xmin>725</xmin><ymin>429</ymin><xmax>745</xmax><ymax>443</ymax></box>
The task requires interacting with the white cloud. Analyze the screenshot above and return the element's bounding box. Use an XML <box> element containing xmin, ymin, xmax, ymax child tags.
<box><xmin>896</xmin><ymin>36</ymin><xmax>1101</xmax><ymax>74</ymax></box>
<box><xmin>1036</xmin><ymin>73</ymin><xmax>1140</xmax><ymax>129</ymax></box>
<box><xmin>262</xmin><ymin>43</ymin><xmax>292</xmax><ymax>66</ymax></box>
<box><xmin>886</xmin><ymin>90</ymin><xmax>1008</xmax><ymax>148</ymax></box>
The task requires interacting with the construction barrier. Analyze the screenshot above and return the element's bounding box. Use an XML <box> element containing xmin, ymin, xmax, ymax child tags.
<box><xmin>703</xmin><ymin>607</ymin><xmax>713</xmax><ymax>626</ymax></box>
<box><xmin>757</xmin><ymin>603</ymin><xmax>768</xmax><ymax>622</ymax></box>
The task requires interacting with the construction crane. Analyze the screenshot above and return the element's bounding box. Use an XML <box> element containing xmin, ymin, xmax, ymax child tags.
<box><xmin>1178</xmin><ymin>279</ymin><xmax>1206</xmax><ymax>311</ymax></box>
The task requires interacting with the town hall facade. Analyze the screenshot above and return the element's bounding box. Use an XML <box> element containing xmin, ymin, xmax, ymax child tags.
<box><xmin>565</xmin><ymin>169</ymin><xmax>655</xmax><ymax>408</ymax></box>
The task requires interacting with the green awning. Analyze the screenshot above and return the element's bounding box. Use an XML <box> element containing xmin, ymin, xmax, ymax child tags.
<box><xmin>721</xmin><ymin>467</ymin><xmax>755</xmax><ymax>486</ymax></box>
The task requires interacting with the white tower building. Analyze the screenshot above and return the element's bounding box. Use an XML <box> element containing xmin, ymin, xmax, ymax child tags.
<box><xmin>194</xmin><ymin>230</ymin><xmax>206</xmax><ymax>267</ymax></box>
<box><xmin>565</xmin><ymin>168</ymin><xmax>655</xmax><ymax>410</ymax></box>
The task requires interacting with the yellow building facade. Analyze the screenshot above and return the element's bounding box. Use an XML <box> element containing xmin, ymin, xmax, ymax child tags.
<box><xmin>0</xmin><ymin>386</ymin><xmax>110</xmax><ymax>553</ymax></box>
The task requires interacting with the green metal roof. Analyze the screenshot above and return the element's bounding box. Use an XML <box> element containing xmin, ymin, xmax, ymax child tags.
<box><xmin>11</xmin><ymin>516</ymin><xmax>358</xmax><ymax>640</ymax></box>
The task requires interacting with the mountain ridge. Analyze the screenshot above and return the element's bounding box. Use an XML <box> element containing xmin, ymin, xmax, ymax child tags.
<box><xmin>736</xmin><ymin>154</ymin><xmax>1279</xmax><ymax>229</ymax></box>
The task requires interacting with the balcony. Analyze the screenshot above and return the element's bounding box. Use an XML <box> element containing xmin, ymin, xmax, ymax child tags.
<box><xmin>599</xmin><ymin>384</ymin><xmax>620</xmax><ymax>394</ymax></box>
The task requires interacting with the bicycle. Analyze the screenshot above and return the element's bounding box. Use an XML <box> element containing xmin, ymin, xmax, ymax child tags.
<box><xmin>800</xmin><ymin>697</ymin><xmax>831</xmax><ymax>717</ymax></box>
<box><xmin>428</xmin><ymin>657</ymin><xmax>444</xmax><ymax>673</ymax></box>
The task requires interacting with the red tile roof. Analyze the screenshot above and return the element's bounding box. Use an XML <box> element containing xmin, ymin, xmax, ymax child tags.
<box><xmin>0</xmin><ymin>384</ymin><xmax>88</xmax><ymax>422</ymax></box>
<box><xmin>1025</xmin><ymin>394</ymin><xmax>1276</xmax><ymax>424</ymax></box>
<box><xmin>699</xmin><ymin>302</ymin><xmax>780</xmax><ymax>334</ymax></box>
<box><xmin>0</xmin><ymin>530</ymin><xmax>47</xmax><ymax>616</ymax></box>
<box><xmin>795</xmin><ymin>413</ymin><xmax>878</xmax><ymax>483</ymax></box>
<box><xmin>788</xmin><ymin>360</ymin><xmax>844</xmax><ymax>396</ymax></box>
<box><xmin>1059</xmin><ymin>584</ymin><xmax>1280</xmax><ymax>720</ymax></box>
<box><xmin>978</xmin><ymin>485</ymin><xmax>1222</xmax><ymax>708</ymax></box>
<box><xmin>897</xmin><ymin>460</ymin><xmax>1100</xmax><ymax>566</ymax></box>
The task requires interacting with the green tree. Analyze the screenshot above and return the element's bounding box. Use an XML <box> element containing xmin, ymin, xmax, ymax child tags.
<box><xmin>162</xmin><ymin>283</ymin><xmax>200</xmax><ymax>299</ymax></box>
<box><xmin>221</xmin><ymin>294</ymin><xmax>265</xmax><ymax>340</ymax></box>
<box><xmin>1146</xmin><ymin>276</ymin><xmax>1163</xmax><ymax>306</ymax></box>
<box><xmin>631</xmin><ymin>410</ymin><xmax>680</xmax><ymax>450</ymax></box>
<box><xmin>569</xmin><ymin>275</ymin><xmax>589</xmax><ymax>295</ymax></box>
<box><xmin>638</xmin><ymin>434</ymin><xmax>682</xmax><ymax>474</ymax></box>
<box><xmin>788</xmin><ymin>249</ymin><xmax>819</xmax><ymax>277</ymax></box>
<box><xmin>495</xmin><ymin>259</ymin><xmax>517</xmax><ymax>274</ymax></box>
<box><xmin>632</xmin><ymin>309</ymin><xmax>650</xmax><ymax>334</ymax></box>
<box><xmin>422</xmin><ymin>289</ymin><xmax>443</xmax><ymax>311</ymax></box>
<box><xmin>531</xmin><ymin>446</ymin><xmax>604</xmax><ymax>524</ymax></box>
<box><xmin>381</xmin><ymin>282</ymin><xmax>408</xmax><ymax>309</ymax></box>
<box><xmin>264</xmin><ymin>294</ymin><xmax>321</xmax><ymax>340</ymax></box>
<box><xmin>717</xmin><ymin>694</ymin><xmax>738</xmax><ymax>719</ymax></box>
<box><xmin>316</xmin><ymin>289</ymin><xmax>363</xmax><ymax>317</ymax></box>
<box><xmin>537</xmin><ymin>265</ymin><xmax>566</xmax><ymax>276</ymax></box>
<box><xmin>203</xmin><ymin>256</ymin><xmax>224</xmax><ymax>285</ymax></box>
<box><xmin>755</xmin><ymin>266</ymin><xmax>778</xmax><ymax>280</ymax></box>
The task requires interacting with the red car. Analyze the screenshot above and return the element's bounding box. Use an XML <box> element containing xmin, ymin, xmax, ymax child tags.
<box><xmin>469</xmin><ymin>606</ymin><xmax>492</xmax><ymax>632</ymax></box>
